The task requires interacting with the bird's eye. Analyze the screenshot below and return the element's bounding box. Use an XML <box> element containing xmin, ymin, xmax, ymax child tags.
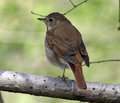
<box><xmin>49</xmin><ymin>18</ymin><xmax>54</xmax><ymax>22</ymax></box>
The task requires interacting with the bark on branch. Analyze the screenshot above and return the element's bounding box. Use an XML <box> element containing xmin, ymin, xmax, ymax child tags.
<box><xmin>0</xmin><ymin>70</ymin><xmax>120</xmax><ymax>103</ymax></box>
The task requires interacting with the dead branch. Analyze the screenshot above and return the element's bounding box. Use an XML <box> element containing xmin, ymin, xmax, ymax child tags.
<box><xmin>63</xmin><ymin>0</ymin><xmax>88</xmax><ymax>15</ymax></box>
<box><xmin>31</xmin><ymin>11</ymin><xmax>46</xmax><ymax>17</ymax></box>
<box><xmin>82</xmin><ymin>59</ymin><xmax>120</xmax><ymax>66</ymax></box>
<box><xmin>0</xmin><ymin>70</ymin><xmax>119</xmax><ymax>103</ymax></box>
<box><xmin>31</xmin><ymin>0</ymin><xmax>88</xmax><ymax>16</ymax></box>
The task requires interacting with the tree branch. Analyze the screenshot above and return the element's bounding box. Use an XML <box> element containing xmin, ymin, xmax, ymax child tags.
<box><xmin>63</xmin><ymin>0</ymin><xmax>88</xmax><ymax>15</ymax></box>
<box><xmin>82</xmin><ymin>59</ymin><xmax>120</xmax><ymax>66</ymax></box>
<box><xmin>0</xmin><ymin>70</ymin><xmax>120</xmax><ymax>103</ymax></box>
<box><xmin>31</xmin><ymin>11</ymin><xmax>46</xmax><ymax>17</ymax></box>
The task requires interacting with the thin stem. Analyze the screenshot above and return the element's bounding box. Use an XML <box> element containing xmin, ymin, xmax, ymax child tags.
<box><xmin>31</xmin><ymin>11</ymin><xmax>46</xmax><ymax>17</ymax></box>
<box><xmin>70</xmin><ymin>0</ymin><xmax>75</xmax><ymax>7</ymax></box>
<box><xmin>82</xmin><ymin>59</ymin><xmax>120</xmax><ymax>66</ymax></box>
<box><xmin>63</xmin><ymin>0</ymin><xmax>88</xmax><ymax>15</ymax></box>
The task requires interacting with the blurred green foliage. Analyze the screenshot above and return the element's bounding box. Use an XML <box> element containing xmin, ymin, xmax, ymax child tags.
<box><xmin>0</xmin><ymin>0</ymin><xmax>119</xmax><ymax>103</ymax></box>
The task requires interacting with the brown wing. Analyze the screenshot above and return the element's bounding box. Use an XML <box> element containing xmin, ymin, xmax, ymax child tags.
<box><xmin>46</xmin><ymin>33</ymin><xmax>78</xmax><ymax>65</ymax></box>
<box><xmin>46</xmin><ymin>22</ymin><xmax>89</xmax><ymax>66</ymax></box>
<box><xmin>78</xmin><ymin>39</ymin><xmax>89</xmax><ymax>67</ymax></box>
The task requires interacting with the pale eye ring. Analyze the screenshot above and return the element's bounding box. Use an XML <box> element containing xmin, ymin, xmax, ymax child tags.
<box><xmin>49</xmin><ymin>18</ymin><xmax>54</xmax><ymax>22</ymax></box>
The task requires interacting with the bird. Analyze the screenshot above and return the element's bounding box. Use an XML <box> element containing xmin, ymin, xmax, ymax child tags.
<box><xmin>37</xmin><ymin>12</ymin><xmax>89</xmax><ymax>89</ymax></box>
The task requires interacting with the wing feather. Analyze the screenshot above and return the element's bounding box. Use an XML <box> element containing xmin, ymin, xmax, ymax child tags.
<box><xmin>46</xmin><ymin>22</ymin><xmax>89</xmax><ymax>66</ymax></box>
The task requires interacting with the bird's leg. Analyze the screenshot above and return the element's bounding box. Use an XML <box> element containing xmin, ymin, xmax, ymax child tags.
<box><xmin>62</xmin><ymin>68</ymin><xmax>66</xmax><ymax>82</ymax></box>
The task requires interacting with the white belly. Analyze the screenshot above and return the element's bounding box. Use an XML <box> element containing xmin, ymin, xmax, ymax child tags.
<box><xmin>45</xmin><ymin>42</ymin><xmax>68</xmax><ymax>69</ymax></box>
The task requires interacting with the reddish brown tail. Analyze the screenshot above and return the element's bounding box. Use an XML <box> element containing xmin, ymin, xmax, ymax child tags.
<box><xmin>68</xmin><ymin>63</ymin><xmax>87</xmax><ymax>89</ymax></box>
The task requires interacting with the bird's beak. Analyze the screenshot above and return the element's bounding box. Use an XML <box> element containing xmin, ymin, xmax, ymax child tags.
<box><xmin>37</xmin><ymin>18</ymin><xmax>45</xmax><ymax>21</ymax></box>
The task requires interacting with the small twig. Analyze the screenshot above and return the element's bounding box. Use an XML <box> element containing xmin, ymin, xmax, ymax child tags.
<box><xmin>70</xmin><ymin>0</ymin><xmax>76</xmax><ymax>7</ymax></box>
<box><xmin>118</xmin><ymin>0</ymin><xmax>120</xmax><ymax>31</ymax></box>
<box><xmin>82</xmin><ymin>59</ymin><xmax>120</xmax><ymax>66</ymax></box>
<box><xmin>31</xmin><ymin>11</ymin><xmax>46</xmax><ymax>17</ymax></box>
<box><xmin>63</xmin><ymin>0</ymin><xmax>88</xmax><ymax>15</ymax></box>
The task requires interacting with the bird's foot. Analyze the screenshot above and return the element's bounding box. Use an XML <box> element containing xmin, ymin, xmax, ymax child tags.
<box><xmin>62</xmin><ymin>75</ymin><xmax>66</xmax><ymax>82</ymax></box>
<box><xmin>57</xmin><ymin>76</ymin><xmax>68</xmax><ymax>82</ymax></box>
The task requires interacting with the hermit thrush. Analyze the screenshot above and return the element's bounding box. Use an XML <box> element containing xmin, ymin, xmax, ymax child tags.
<box><xmin>37</xmin><ymin>12</ymin><xmax>89</xmax><ymax>89</ymax></box>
